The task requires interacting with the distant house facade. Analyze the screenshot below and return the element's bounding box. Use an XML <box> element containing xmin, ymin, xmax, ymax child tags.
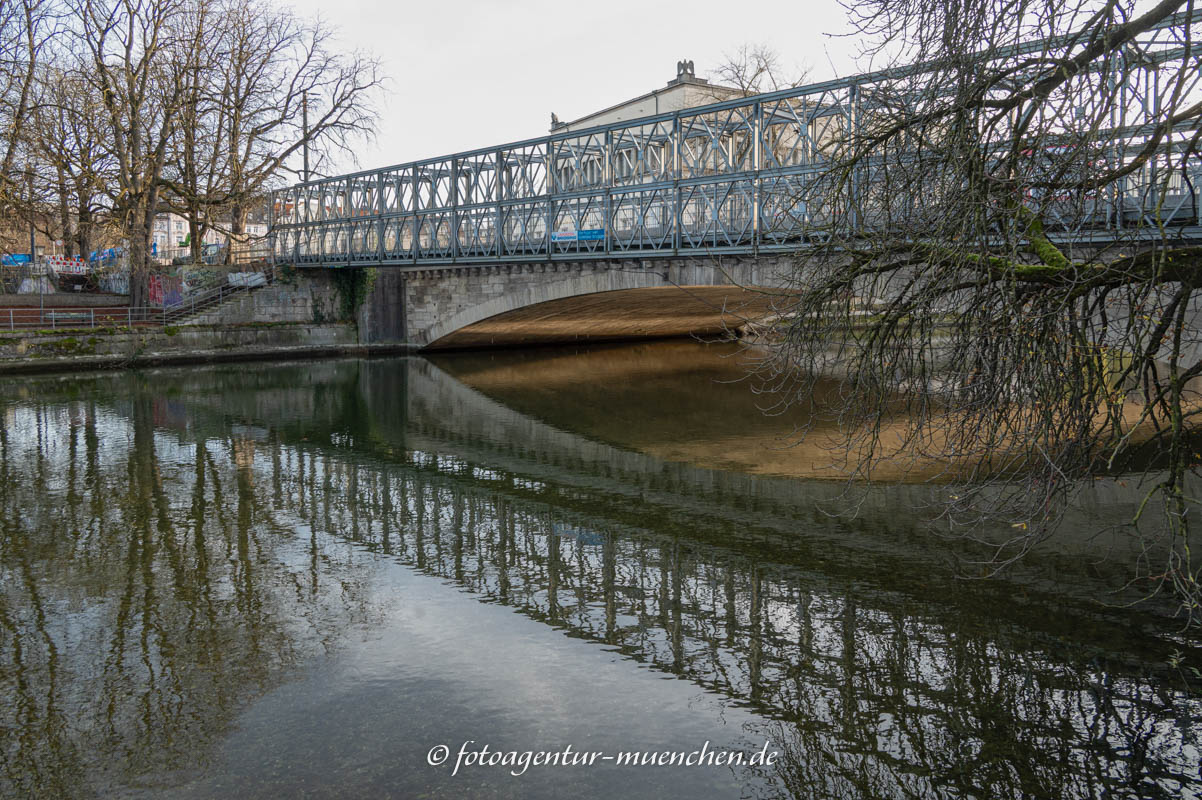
<box><xmin>151</xmin><ymin>211</ymin><xmax>268</xmax><ymax>257</ymax></box>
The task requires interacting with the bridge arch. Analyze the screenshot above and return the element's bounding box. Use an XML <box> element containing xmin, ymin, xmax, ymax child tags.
<box><xmin>397</xmin><ymin>256</ymin><xmax>791</xmax><ymax>349</ymax></box>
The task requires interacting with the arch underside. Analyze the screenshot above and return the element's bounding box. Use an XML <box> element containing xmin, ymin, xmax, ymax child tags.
<box><xmin>424</xmin><ymin>285</ymin><xmax>787</xmax><ymax>350</ymax></box>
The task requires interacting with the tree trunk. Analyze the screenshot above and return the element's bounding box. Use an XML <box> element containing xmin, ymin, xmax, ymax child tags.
<box><xmin>75</xmin><ymin>210</ymin><xmax>90</xmax><ymax>261</ymax></box>
<box><xmin>56</xmin><ymin>169</ymin><xmax>72</xmax><ymax>258</ymax></box>
<box><xmin>189</xmin><ymin>210</ymin><xmax>201</xmax><ymax>264</ymax></box>
<box><xmin>74</xmin><ymin>182</ymin><xmax>91</xmax><ymax>259</ymax></box>
<box><xmin>128</xmin><ymin>212</ymin><xmax>151</xmax><ymax>312</ymax></box>
<box><xmin>228</xmin><ymin>200</ymin><xmax>245</xmax><ymax>265</ymax></box>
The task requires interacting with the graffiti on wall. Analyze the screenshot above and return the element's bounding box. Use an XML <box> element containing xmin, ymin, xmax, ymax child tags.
<box><xmin>98</xmin><ymin>271</ymin><xmax>130</xmax><ymax>296</ymax></box>
<box><xmin>148</xmin><ymin>274</ymin><xmax>184</xmax><ymax>308</ymax></box>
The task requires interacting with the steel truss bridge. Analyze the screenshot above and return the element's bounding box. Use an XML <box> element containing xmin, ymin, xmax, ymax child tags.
<box><xmin>269</xmin><ymin>12</ymin><xmax>1202</xmax><ymax>269</ymax></box>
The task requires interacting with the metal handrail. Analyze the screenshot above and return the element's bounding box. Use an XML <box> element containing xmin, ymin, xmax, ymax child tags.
<box><xmin>1</xmin><ymin>263</ymin><xmax>278</xmax><ymax>332</ymax></box>
<box><xmin>161</xmin><ymin>261</ymin><xmax>277</xmax><ymax>324</ymax></box>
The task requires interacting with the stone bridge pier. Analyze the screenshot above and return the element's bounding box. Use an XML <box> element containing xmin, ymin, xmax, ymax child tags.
<box><xmin>358</xmin><ymin>255</ymin><xmax>795</xmax><ymax>350</ymax></box>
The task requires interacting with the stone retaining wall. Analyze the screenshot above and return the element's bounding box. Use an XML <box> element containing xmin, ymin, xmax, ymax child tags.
<box><xmin>183</xmin><ymin>269</ymin><xmax>344</xmax><ymax>325</ymax></box>
<box><xmin>0</xmin><ymin>322</ymin><xmax>404</xmax><ymax>375</ymax></box>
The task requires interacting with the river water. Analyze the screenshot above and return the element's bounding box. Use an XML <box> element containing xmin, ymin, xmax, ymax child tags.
<box><xmin>1</xmin><ymin>340</ymin><xmax>1200</xmax><ymax>799</ymax></box>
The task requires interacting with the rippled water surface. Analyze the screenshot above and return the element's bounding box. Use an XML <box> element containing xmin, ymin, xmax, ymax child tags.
<box><xmin>2</xmin><ymin>341</ymin><xmax>1201</xmax><ymax>799</ymax></box>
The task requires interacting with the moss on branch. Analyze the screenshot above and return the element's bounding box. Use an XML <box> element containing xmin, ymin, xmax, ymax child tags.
<box><xmin>1016</xmin><ymin>206</ymin><xmax>1071</xmax><ymax>272</ymax></box>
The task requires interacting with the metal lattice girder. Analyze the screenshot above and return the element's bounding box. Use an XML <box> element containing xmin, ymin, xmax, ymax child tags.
<box><xmin>414</xmin><ymin>161</ymin><xmax>454</xmax><ymax>211</ymax></box>
<box><xmin>680</xmin><ymin>179</ymin><xmax>756</xmax><ymax>248</ymax></box>
<box><xmin>679</xmin><ymin>103</ymin><xmax>758</xmax><ymax>179</ymax></box>
<box><xmin>612</xmin><ymin>120</ymin><xmax>674</xmax><ymax>187</ymax></box>
<box><xmin>457</xmin><ymin>205</ymin><xmax>498</xmax><ymax>257</ymax></box>
<box><xmin>502</xmin><ymin>201</ymin><xmax>548</xmax><ymax>256</ymax></box>
<box><xmin>457</xmin><ymin>152</ymin><xmax>500</xmax><ymax>207</ymax></box>
<box><xmin>417</xmin><ymin>211</ymin><xmax>454</xmax><ymax>259</ymax></box>
<box><xmin>610</xmin><ymin>187</ymin><xmax>675</xmax><ymax>251</ymax></box>
<box><xmin>501</xmin><ymin>144</ymin><xmax>548</xmax><ymax>200</ymax></box>
<box><xmin>760</xmin><ymin>174</ymin><xmax>817</xmax><ymax>242</ymax></box>
<box><xmin>552</xmin><ymin>131</ymin><xmax>607</xmax><ymax>193</ymax></box>
<box><xmin>270</xmin><ymin>9</ymin><xmax>1202</xmax><ymax>267</ymax></box>
<box><xmin>552</xmin><ymin>194</ymin><xmax>606</xmax><ymax>255</ymax></box>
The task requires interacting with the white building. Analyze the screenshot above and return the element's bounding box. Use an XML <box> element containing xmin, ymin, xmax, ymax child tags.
<box><xmin>151</xmin><ymin>212</ymin><xmax>269</xmax><ymax>258</ymax></box>
<box><xmin>151</xmin><ymin>212</ymin><xmax>223</xmax><ymax>256</ymax></box>
<box><xmin>549</xmin><ymin>60</ymin><xmax>744</xmax><ymax>133</ymax></box>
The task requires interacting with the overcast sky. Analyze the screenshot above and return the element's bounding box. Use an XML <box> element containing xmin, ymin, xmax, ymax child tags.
<box><xmin>284</xmin><ymin>0</ymin><xmax>858</xmax><ymax>176</ymax></box>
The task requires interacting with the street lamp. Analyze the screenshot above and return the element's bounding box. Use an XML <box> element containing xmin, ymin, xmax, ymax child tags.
<box><xmin>302</xmin><ymin>90</ymin><xmax>311</xmax><ymax>184</ymax></box>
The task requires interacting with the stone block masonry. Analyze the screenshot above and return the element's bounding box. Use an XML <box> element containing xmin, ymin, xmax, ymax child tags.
<box><xmin>0</xmin><ymin>322</ymin><xmax>375</xmax><ymax>374</ymax></box>
<box><xmin>393</xmin><ymin>255</ymin><xmax>794</xmax><ymax>348</ymax></box>
<box><xmin>183</xmin><ymin>268</ymin><xmax>345</xmax><ymax>326</ymax></box>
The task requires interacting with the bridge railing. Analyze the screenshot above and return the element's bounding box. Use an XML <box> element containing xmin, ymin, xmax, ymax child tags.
<box><xmin>269</xmin><ymin>11</ymin><xmax>1202</xmax><ymax>268</ymax></box>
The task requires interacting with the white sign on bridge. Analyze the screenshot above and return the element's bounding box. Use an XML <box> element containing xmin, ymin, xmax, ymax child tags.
<box><xmin>551</xmin><ymin>228</ymin><xmax>604</xmax><ymax>243</ymax></box>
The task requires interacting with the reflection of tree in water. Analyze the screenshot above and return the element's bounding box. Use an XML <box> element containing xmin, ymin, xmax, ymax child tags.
<box><xmin>0</xmin><ymin>395</ymin><xmax>382</xmax><ymax>799</ymax></box>
<box><xmin>3</xmin><ymin>361</ymin><xmax>1202</xmax><ymax>800</ymax></box>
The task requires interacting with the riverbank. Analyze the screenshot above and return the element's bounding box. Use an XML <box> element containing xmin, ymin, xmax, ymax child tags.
<box><xmin>0</xmin><ymin>321</ymin><xmax>417</xmax><ymax>375</ymax></box>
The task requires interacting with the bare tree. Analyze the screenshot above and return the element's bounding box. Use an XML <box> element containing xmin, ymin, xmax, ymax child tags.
<box><xmin>710</xmin><ymin>43</ymin><xmax>808</xmax><ymax>97</ymax></box>
<box><xmin>755</xmin><ymin>1</ymin><xmax>1202</xmax><ymax>621</ymax></box>
<box><xmin>29</xmin><ymin>66</ymin><xmax>113</xmax><ymax>257</ymax></box>
<box><xmin>0</xmin><ymin>0</ymin><xmax>59</xmax><ymax>252</ymax></box>
<box><xmin>161</xmin><ymin>0</ymin><xmax>222</xmax><ymax>263</ymax></box>
<box><xmin>160</xmin><ymin>0</ymin><xmax>381</xmax><ymax>263</ymax></box>
<box><xmin>219</xmin><ymin>0</ymin><xmax>380</xmax><ymax>228</ymax></box>
<box><xmin>5</xmin><ymin>0</ymin><xmax>379</xmax><ymax>277</ymax></box>
<box><xmin>73</xmin><ymin>0</ymin><xmax>197</xmax><ymax>307</ymax></box>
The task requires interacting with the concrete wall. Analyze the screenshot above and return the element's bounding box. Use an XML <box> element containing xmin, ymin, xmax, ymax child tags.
<box><xmin>139</xmin><ymin>255</ymin><xmax>792</xmax><ymax>351</ymax></box>
<box><xmin>0</xmin><ymin>251</ymin><xmax>795</xmax><ymax>369</ymax></box>
<box><xmin>357</xmin><ymin>268</ymin><xmax>405</xmax><ymax>344</ymax></box>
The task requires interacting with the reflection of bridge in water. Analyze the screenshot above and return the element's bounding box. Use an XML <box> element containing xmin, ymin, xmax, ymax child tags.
<box><xmin>191</xmin><ymin>357</ymin><xmax>1201</xmax><ymax>799</ymax></box>
<box><xmin>3</xmin><ymin>355</ymin><xmax>1201</xmax><ymax>799</ymax></box>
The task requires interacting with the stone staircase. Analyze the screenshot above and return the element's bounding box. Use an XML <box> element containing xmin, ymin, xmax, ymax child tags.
<box><xmin>164</xmin><ymin>265</ymin><xmax>277</xmax><ymax>325</ymax></box>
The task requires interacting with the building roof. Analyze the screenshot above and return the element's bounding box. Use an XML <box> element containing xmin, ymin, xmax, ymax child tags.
<box><xmin>549</xmin><ymin>60</ymin><xmax>744</xmax><ymax>133</ymax></box>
